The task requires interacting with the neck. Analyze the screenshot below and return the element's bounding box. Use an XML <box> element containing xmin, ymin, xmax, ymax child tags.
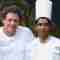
<box><xmin>39</xmin><ymin>35</ymin><xmax>48</xmax><ymax>43</ymax></box>
<box><xmin>3</xmin><ymin>28</ymin><xmax>16</xmax><ymax>37</ymax></box>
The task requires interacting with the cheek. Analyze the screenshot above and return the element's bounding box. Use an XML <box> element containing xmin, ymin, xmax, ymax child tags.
<box><xmin>36</xmin><ymin>27</ymin><xmax>41</xmax><ymax>33</ymax></box>
<box><xmin>44</xmin><ymin>27</ymin><xmax>49</xmax><ymax>32</ymax></box>
<box><xmin>3</xmin><ymin>20</ymin><xmax>11</xmax><ymax>27</ymax></box>
<box><xmin>36</xmin><ymin>26</ymin><xmax>41</xmax><ymax>31</ymax></box>
<box><xmin>37</xmin><ymin>27</ymin><xmax>49</xmax><ymax>32</ymax></box>
<box><xmin>5</xmin><ymin>21</ymin><xmax>10</xmax><ymax>25</ymax></box>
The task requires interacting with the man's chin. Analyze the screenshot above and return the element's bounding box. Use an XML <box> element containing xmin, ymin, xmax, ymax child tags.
<box><xmin>7</xmin><ymin>29</ymin><xmax>16</xmax><ymax>33</ymax></box>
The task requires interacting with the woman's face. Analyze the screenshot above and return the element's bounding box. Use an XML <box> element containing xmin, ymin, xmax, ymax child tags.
<box><xmin>36</xmin><ymin>19</ymin><xmax>49</xmax><ymax>37</ymax></box>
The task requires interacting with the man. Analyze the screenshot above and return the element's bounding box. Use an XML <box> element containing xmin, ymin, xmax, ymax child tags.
<box><xmin>0</xmin><ymin>6</ymin><xmax>32</xmax><ymax>60</ymax></box>
<box><xmin>32</xmin><ymin>17</ymin><xmax>60</xmax><ymax>60</ymax></box>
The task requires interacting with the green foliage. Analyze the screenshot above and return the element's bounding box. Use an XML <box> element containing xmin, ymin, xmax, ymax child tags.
<box><xmin>16</xmin><ymin>0</ymin><xmax>34</xmax><ymax>28</ymax></box>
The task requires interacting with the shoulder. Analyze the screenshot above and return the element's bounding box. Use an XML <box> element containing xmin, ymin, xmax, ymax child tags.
<box><xmin>49</xmin><ymin>36</ymin><xmax>60</xmax><ymax>41</ymax></box>
<box><xmin>17</xmin><ymin>26</ymin><xmax>33</xmax><ymax>42</ymax></box>
<box><xmin>17</xmin><ymin>26</ymin><xmax>32</xmax><ymax>33</ymax></box>
<box><xmin>16</xmin><ymin>26</ymin><xmax>33</xmax><ymax>36</ymax></box>
<box><xmin>49</xmin><ymin>36</ymin><xmax>60</xmax><ymax>46</ymax></box>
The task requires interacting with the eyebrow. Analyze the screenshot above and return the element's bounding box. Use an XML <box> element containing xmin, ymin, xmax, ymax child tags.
<box><xmin>37</xmin><ymin>22</ymin><xmax>48</xmax><ymax>24</ymax></box>
<box><xmin>37</xmin><ymin>23</ymin><xmax>49</xmax><ymax>25</ymax></box>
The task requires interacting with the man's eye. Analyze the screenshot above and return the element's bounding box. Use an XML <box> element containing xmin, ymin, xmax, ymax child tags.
<box><xmin>8</xmin><ymin>19</ymin><xmax>12</xmax><ymax>21</ymax></box>
<box><xmin>37</xmin><ymin>23</ymin><xmax>42</xmax><ymax>26</ymax></box>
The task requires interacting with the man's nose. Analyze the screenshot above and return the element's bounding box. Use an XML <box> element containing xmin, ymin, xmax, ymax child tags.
<box><xmin>11</xmin><ymin>21</ymin><xmax>15</xmax><ymax>25</ymax></box>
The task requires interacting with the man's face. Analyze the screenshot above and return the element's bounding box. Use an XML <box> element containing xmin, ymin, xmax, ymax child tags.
<box><xmin>3</xmin><ymin>13</ymin><xmax>20</xmax><ymax>33</ymax></box>
<box><xmin>36</xmin><ymin>19</ymin><xmax>49</xmax><ymax>37</ymax></box>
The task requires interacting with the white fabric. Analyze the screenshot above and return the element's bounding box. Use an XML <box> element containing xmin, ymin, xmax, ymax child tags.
<box><xmin>48</xmin><ymin>0</ymin><xmax>52</xmax><ymax>19</ymax></box>
<box><xmin>35</xmin><ymin>0</ymin><xmax>52</xmax><ymax>19</ymax></box>
<box><xmin>32</xmin><ymin>36</ymin><xmax>60</xmax><ymax>60</ymax></box>
<box><xmin>0</xmin><ymin>26</ymin><xmax>32</xmax><ymax>60</ymax></box>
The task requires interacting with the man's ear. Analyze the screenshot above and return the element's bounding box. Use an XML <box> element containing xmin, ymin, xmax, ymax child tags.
<box><xmin>2</xmin><ymin>19</ymin><xmax>5</xmax><ymax>24</ymax></box>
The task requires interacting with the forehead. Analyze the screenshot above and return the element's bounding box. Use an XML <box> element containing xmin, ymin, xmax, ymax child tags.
<box><xmin>37</xmin><ymin>19</ymin><xmax>48</xmax><ymax>24</ymax></box>
<box><xmin>5</xmin><ymin>13</ymin><xmax>19</xmax><ymax>19</ymax></box>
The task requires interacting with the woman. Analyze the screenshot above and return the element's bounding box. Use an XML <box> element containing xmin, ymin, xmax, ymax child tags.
<box><xmin>32</xmin><ymin>17</ymin><xmax>60</xmax><ymax>60</ymax></box>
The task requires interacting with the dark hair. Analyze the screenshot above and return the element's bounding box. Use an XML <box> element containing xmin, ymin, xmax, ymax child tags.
<box><xmin>1</xmin><ymin>5</ymin><xmax>22</xmax><ymax>19</ymax></box>
<box><xmin>35</xmin><ymin>17</ymin><xmax>52</xmax><ymax>26</ymax></box>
